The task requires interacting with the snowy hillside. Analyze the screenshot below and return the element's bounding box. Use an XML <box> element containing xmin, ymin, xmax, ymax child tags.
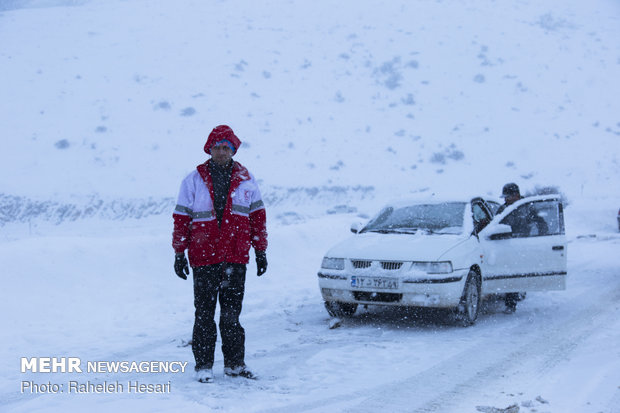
<box><xmin>1</xmin><ymin>0</ymin><xmax>619</xmax><ymax>208</ymax></box>
<box><xmin>1</xmin><ymin>1</ymin><xmax>620</xmax><ymax>412</ymax></box>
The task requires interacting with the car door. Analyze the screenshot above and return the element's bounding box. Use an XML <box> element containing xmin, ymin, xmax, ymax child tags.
<box><xmin>479</xmin><ymin>195</ymin><xmax>567</xmax><ymax>294</ymax></box>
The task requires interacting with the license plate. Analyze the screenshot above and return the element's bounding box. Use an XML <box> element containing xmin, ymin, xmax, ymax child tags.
<box><xmin>351</xmin><ymin>276</ymin><xmax>398</xmax><ymax>290</ymax></box>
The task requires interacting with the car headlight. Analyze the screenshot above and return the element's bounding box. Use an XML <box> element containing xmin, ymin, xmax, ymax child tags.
<box><xmin>410</xmin><ymin>261</ymin><xmax>453</xmax><ymax>274</ymax></box>
<box><xmin>321</xmin><ymin>257</ymin><xmax>345</xmax><ymax>270</ymax></box>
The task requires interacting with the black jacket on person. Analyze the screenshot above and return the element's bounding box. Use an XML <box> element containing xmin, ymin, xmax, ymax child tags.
<box><xmin>209</xmin><ymin>160</ymin><xmax>233</xmax><ymax>227</ymax></box>
<box><xmin>499</xmin><ymin>200</ymin><xmax>549</xmax><ymax>237</ymax></box>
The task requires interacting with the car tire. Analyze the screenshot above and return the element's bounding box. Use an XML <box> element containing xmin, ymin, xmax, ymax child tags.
<box><xmin>455</xmin><ymin>270</ymin><xmax>481</xmax><ymax>326</ymax></box>
<box><xmin>324</xmin><ymin>301</ymin><xmax>358</xmax><ymax>318</ymax></box>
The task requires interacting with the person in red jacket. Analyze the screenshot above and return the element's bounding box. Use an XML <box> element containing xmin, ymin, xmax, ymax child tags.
<box><xmin>172</xmin><ymin>125</ymin><xmax>268</xmax><ymax>383</ymax></box>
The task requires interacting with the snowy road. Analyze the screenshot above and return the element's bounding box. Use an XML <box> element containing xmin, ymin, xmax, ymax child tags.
<box><xmin>1</xmin><ymin>215</ymin><xmax>619</xmax><ymax>413</ymax></box>
<box><xmin>249</xmin><ymin>234</ymin><xmax>620</xmax><ymax>413</ymax></box>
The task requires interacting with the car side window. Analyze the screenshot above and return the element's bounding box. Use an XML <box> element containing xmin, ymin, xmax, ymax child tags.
<box><xmin>500</xmin><ymin>200</ymin><xmax>562</xmax><ymax>238</ymax></box>
<box><xmin>533</xmin><ymin>200</ymin><xmax>564</xmax><ymax>235</ymax></box>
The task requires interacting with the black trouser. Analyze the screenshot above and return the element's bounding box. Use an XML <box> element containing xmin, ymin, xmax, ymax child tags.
<box><xmin>505</xmin><ymin>292</ymin><xmax>519</xmax><ymax>309</ymax></box>
<box><xmin>192</xmin><ymin>263</ymin><xmax>246</xmax><ymax>371</ymax></box>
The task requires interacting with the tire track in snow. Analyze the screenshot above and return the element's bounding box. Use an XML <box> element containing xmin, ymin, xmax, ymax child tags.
<box><xmin>347</xmin><ymin>281</ymin><xmax>620</xmax><ymax>413</ymax></box>
<box><xmin>254</xmin><ymin>280</ymin><xmax>620</xmax><ymax>413</ymax></box>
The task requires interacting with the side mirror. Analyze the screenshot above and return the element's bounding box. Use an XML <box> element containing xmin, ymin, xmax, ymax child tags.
<box><xmin>350</xmin><ymin>221</ymin><xmax>363</xmax><ymax>234</ymax></box>
<box><xmin>485</xmin><ymin>224</ymin><xmax>512</xmax><ymax>240</ymax></box>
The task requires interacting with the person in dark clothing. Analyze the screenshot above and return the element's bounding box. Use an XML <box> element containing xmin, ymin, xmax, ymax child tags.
<box><xmin>496</xmin><ymin>182</ymin><xmax>521</xmax><ymax>215</ymax></box>
<box><xmin>497</xmin><ymin>182</ymin><xmax>549</xmax><ymax>237</ymax></box>
<box><xmin>172</xmin><ymin>125</ymin><xmax>268</xmax><ymax>383</ymax></box>
<box><xmin>496</xmin><ymin>183</ymin><xmax>523</xmax><ymax>313</ymax></box>
<box><xmin>497</xmin><ymin>183</ymin><xmax>524</xmax><ymax>313</ymax></box>
<box><xmin>496</xmin><ymin>182</ymin><xmax>550</xmax><ymax>313</ymax></box>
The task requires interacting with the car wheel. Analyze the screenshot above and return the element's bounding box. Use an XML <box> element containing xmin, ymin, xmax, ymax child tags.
<box><xmin>324</xmin><ymin>301</ymin><xmax>358</xmax><ymax>317</ymax></box>
<box><xmin>455</xmin><ymin>271</ymin><xmax>481</xmax><ymax>326</ymax></box>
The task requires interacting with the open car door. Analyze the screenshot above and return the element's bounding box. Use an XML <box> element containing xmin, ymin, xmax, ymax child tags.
<box><xmin>479</xmin><ymin>195</ymin><xmax>567</xmax><ymax>294</ymax></box>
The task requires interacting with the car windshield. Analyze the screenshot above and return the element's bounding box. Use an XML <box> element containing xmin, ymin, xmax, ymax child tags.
<box><xmin>486</xmin><ymin>201</ymin><xmax>500</xmax><ymax>215</ymax></box>
<box><xmin>362</xmin><ymin>202</ymin><xmax>466</xmax><ymax>235</ymax></box>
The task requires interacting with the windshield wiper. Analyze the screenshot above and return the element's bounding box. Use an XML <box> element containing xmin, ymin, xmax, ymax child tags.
<box><xmin>426</xmin><ymin>227</ymin><xmax>462</xmax><ymax>235</ymax></box>
<box><xmin>389</xmin><ymin>228</ymin><xmax>420</xmax><ymax>234</ymax></box>
<box><xmin>364</xmin><ymin>228</ymin><xmax>419</xmax><ymax>234</ymax></box>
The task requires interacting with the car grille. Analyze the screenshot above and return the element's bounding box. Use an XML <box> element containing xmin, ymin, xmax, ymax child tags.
<box><xmin>351</xmin><ymin>260</ymin><xmax>404</xmax><ymax>270</ymax></box>
<box><xmin>381</xmin><ymin>261</ymin><xmax>403</xmax><ymax>270</ymax></box>
<box><xmin>353</xmin><ymin>291</ymin><xmax>403</xmax><ymax>303</ymax></box>
<box><xmin>351</xmin><ymin>260</ymin><xmax>372</xmax><ymax>269</ymax></box>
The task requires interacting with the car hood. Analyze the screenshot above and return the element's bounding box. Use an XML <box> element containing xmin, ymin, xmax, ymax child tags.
<box><xmin>325</xmin><ymin>232</ymin><xmax>466</xmax><ymax>262</ymax></box>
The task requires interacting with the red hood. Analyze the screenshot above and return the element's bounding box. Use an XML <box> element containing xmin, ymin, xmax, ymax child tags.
<box><xmin>204</xmin><ymin>125</ymin><xmax>241</xmax><ymax>155</ymax></box>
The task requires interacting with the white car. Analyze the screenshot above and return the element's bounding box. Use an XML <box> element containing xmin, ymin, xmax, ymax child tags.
<box><xmin>318</xmin><ymin>195</ymin><xmax>567</xmax><ymax>325</ymax></box>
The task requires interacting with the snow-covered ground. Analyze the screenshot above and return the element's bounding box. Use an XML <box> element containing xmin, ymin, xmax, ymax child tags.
<box><xmin>1</xmin><ymin>211</ymin><xmax>620</xmax><ymax>413</ymax></box>
<box><xmin>1</xmin><ymin>0</ymin><xmax>619</xmax><ymax>412</ymax></box>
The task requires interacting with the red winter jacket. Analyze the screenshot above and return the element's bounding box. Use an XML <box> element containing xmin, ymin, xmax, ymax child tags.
<box><xmin>172</xmin><ymin>160</ymin><xmax>267</xmax><ymax>267</ymax></box>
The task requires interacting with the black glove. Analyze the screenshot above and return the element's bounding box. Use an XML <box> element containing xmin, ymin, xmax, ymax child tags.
<box><xmin>256</xmin><ymin>250</ymin><xmax>268</xmax><ymax>276</ymax></box>
<box><xmin>174</xmin><ymin>253</ymin><xmax>189</xmax><ymax>280</ymax></box>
